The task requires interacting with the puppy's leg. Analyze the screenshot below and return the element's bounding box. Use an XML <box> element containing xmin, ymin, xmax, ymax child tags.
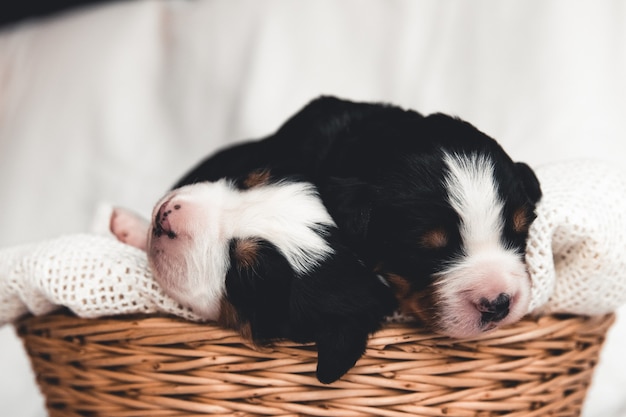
<box><xmin>110</xmin><ymin>207</ymin><xmax>149</xmax><ymax>251</ymax></box>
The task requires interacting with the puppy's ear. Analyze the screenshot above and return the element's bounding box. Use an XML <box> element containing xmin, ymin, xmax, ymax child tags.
<box><xmin>224</xmin><ymin>238</ymin><xmax>293</xmax><ymax>342</ymax></box>
<box><xmin>314</xmin><ymin>324</ymin><xmax>369</xmax><ymax>384</ymax></box>
<box><xmin>515</xmin><ymin>162</ymin><xmax>542</xmax><ymax>204</ymax></box>
<box><xmin>320</xmin><ymin>177</ymin><xmax>374</xmax><ymax>245</ymax></box>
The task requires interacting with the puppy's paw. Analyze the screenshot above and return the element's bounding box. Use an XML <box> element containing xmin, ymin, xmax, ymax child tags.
<box><xmin>315</xmin><ymin>325</ymin><xmax>369</xmax><ymax>384</ymax></box>
<box><xmin>110</xmin><ymin>207</ymin><xmax>149</xmax><ymax>251</ymax></box>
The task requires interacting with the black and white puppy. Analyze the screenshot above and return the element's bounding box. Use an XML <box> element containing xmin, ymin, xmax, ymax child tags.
<box><xmin>112</xmin><ymin>96</ymin><xmax>541</xmax><ymax>383</ymax></box>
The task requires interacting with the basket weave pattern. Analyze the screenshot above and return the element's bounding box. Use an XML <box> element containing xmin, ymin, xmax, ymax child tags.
<box><xmin>17</xmin><ymin>311</ymin><xmax>614</xmax><ymax>417</ymax></box>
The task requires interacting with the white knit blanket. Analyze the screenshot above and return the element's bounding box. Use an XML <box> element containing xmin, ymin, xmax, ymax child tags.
<box><xmin>526</xmin><ymin>160</ymin><xmax>626</xmax><ymax>315</ymax></box>
<box><xmin>1</xmin><ymin>160</ymin><xmax>625</xmax><ymax>327</ymax></box>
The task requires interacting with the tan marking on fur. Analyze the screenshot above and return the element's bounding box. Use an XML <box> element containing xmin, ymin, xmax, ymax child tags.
<box><xmin>385</xmin><ymin>273</ymin><xmax>411</xmax><ymax>299</ymax></box>
<box><xmin>420</xmin><ymin>228</ymin><xmax>448</xmax><ymax>249</ymax></box>
<box><xmin>385</xmin><ymin>273</ymin><xmax>437</xmax><ymax>329</ymax></box>
<box><xmin>243</xmin><ymin>169</ymin><xmax>272</xmax><ymax>188</ymax></box>
<box><xmin>232</xmin><ymin>238</ymin><xmax>261</xmax><ymax>269</ymax></box>
<box><xmin>404</xmin><ymin>290</ymin><xmax>438</xmax><ymax>329</ymax></box>
<box><xmin>512</xmin><ymin>207</ymin><xmax>530</xmax><ymax>233</ymax></box>
<box><xmin>217</xmin><ymin>298</ymin><xmax>252</xmax><ymax>340</ymax></box>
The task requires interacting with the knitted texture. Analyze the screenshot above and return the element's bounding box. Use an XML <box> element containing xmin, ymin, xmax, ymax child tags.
<box><xmin>1</xmin><ymin>160</ymin><xmax>625</xmax><ymax>326</ymax></box>
<box><xmin>527</xmin><ymin>160</ymin><xmax>626</xmax><ymax>315</ymax></box>
<box><xmin>0</xmin><ymin>235</ymin><xmax>202</xmax><ymax>326</ymax></box>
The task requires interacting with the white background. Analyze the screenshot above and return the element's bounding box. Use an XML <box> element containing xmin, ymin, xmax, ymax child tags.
<box><xmin>1</xmin><ymin>1</ymin><xmax>625</xmax><ymax>416</ymax></box>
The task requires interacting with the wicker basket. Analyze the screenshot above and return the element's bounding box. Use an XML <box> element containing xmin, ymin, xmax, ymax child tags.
<box><xmin>16</xmin><ymin>311</ymin><xmax>614</xmax><ymax>417</ymax></box>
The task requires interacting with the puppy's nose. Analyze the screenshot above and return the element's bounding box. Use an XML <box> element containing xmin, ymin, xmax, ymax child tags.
<box><xmin>476</xmin><ymin>293</ymin><xmax>510</xmax><ymax>324</ymax></box>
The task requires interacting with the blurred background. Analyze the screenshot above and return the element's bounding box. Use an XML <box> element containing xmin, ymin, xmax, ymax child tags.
<box><xmin>1</xmin><ymin>1</ymin><xmax>625</xmax><ymax>416</ymax></box>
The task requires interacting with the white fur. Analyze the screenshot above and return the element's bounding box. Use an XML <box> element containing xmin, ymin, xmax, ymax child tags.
<box><xmin>444</xmin><ymin>152</ymin><xmax>504</xmax><ymax>254</ymax></box>
<box><xmin>435</xmin><ymin>152</ymin><xmax>531</xmax><ymax>337</ymax></box>
<box><xmin>147</xmin><ymin>179</ymin><xmax>335</xmax><ymax>319</ymax></box>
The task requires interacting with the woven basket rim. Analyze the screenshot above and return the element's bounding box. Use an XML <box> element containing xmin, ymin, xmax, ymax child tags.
<box><xmin>17</xmin><ymin>311</ymin><xmax>615</xmax><ymax>417</ymax></box>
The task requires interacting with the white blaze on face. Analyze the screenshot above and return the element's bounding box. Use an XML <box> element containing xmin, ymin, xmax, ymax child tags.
<box><xmin>444</xmin><ymin>153</ymin><xmax>504</xmax><ymax>253</ymax></box>
<box><xmin>434</xmin><ymin>152</ymin><xmax>530</xmax><ymax>338</ymax></box>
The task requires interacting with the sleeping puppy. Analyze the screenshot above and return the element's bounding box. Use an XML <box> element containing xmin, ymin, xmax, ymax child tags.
<box><xmin>112</xmin><ymin>96</ymin><xmax>541</xmax><ymax>383</ymax></box>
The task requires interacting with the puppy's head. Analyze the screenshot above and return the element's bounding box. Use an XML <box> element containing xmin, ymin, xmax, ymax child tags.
<box><xmin>146</xmin><ymin>177</ymin><xmax>336</xmax><ymax>320</ymax></box>
<box><xmin>332</xmin><ymin>114</ymin><xmax>542</xmax><ymax>338</ymax></box>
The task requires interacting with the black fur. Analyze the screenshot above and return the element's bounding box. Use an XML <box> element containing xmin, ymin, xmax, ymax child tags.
<box><xmin>172</xmin><ymin>96</ymin><xmax>542</xmax><ymax>383</ymax></box>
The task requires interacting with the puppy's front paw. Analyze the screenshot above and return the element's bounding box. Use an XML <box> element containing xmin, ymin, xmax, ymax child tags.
<box><xmin>110</xmin><ymin>207</ymin><xmax>149</xmax><ymax>251</ymax></box>
<box><xmin>315</xmin><ymin>326</ymin><xmax>369</xmax><ymax>384</ymax></box>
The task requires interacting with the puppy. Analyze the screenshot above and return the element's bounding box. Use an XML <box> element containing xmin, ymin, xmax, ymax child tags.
<box><xmin>112</xmin><ymin>96</ymin><xmax>541</xmax><ymax>382</ymax></box>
